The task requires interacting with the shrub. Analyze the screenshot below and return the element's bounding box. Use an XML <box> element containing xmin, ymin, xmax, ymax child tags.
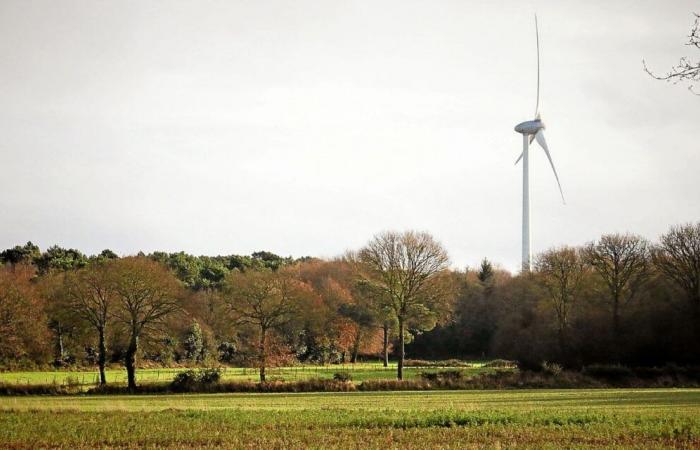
<box><xmin>541</xmin><ymin>362</ymin><xmax>563</xmax><ymax>377</ymax></box>
<box><xmin>419</xmin><ymin>370</ymin><xmax>463</xmax><ymax>383</ymax></box>
<box><xmin>419</xmin><ymin>372</ymin><xmax>439</xmax><ymax>382</ymax></box>
<box><xmin>198</xmin><ymin>368</ymin><xmax>221</xmax><ymax>384</ymax></box>
<box><xmin>333</xmin><ymin>371</ymin><xmax>352</xmax><ymax>382</ymax></box>
<box><xmin>171</xmin><ymin>368</ymin><xmax>222</xmax><ymax>392</ymax></box>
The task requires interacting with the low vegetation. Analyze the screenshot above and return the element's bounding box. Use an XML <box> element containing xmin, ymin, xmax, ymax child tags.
<box><xmin>3</xmin><ymin>364</ymin><xmax>700</xmax><ymax>396</ymax></box>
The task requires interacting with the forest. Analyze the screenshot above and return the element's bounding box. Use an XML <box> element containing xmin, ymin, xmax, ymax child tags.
<box><xmin>1</xmin><ymin>223</ymin><xmax>699</xmax><ymax>387</ymax></box>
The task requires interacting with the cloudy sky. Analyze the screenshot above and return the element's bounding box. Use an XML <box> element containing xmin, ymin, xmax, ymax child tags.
<box><xmin>1</xmin><ymin>0</ymin><xmax>698</xmax><ymax>271</ymax></box>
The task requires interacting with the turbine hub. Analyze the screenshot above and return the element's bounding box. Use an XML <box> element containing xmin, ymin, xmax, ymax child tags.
<box><xmin>515</xmin><ymin>119</ymin><xmax>545</xmax><ymax>135</ymax></box>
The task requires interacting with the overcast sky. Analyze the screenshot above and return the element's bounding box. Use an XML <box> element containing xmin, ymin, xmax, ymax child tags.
<box><xmin>1</xmin><ymin>0</ymin><xmax>698</xmax><ymax>271</ymax></box>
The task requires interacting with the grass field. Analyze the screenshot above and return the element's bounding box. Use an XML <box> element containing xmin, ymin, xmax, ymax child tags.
<box><xmin>0</xmin><ymin>362</ymin><xmax>497</xmax><ymax>387</ymax></box>
<box><xmin>1</xmin><ymin>389</ymin><xmax>698</xmax><ymax>448</ymax></box>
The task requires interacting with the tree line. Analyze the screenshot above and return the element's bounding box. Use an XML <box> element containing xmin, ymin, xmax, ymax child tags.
<box><xmin>1</xmin><ymin>223</ymin><xmax>699</xmax><ymax>387</ymax></box>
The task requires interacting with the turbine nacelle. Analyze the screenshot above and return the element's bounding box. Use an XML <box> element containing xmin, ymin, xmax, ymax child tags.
<box><xmin>514</xmin><ymin>119</ymin><xmax>545</xmax><ymax>135</ymax></box>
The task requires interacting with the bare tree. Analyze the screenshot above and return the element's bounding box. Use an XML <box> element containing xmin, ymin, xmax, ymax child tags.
<box><xmin>64</xmin><ymin>262</ymin><xmax>114</xmax><ymax>385</ymax></box>
<box><xmin>111</xmin><ymin>257</ymin><xmax>182</xmax><ymax>390</ymax></box>
<box><xmin>223</xmin><ymin>268</ymin><xmax>311</xmax><ymax>382</ymax></box>
<box><xmin>536</xmin><ymin>247</ymin><xmax>586</xmax><ymax>355</ymax></box>
<box><xmin>355</xmin><ymin>231</ymin><xmax>453</xmax><ymax>380</ymax></box>
<box><xmin>584</xmin><ymin>234</ymin><xmax>651</xmax><ymax>339</ymax></box>
<box><xmin>644</xmin><ymin>13</ymin><xmax>700</xmax><ymax>94</ymax></box>
<box><xmin>653</xmin><ymin>223</ymin><xmax>700</xmax><ymax>328</ymax></box>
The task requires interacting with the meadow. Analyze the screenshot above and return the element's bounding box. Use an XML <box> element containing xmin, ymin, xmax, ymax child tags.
<box><xmin>1</xmin><ymin>389</ymin><xmax>698</xmax><ymax>448</ymax></box>
<box><xmin>0</xmin><ymin>362</ymin><xmax>498</xmax><ymax>387</ymax></box>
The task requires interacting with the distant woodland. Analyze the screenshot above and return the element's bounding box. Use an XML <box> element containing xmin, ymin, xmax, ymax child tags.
<box><xmin>1</xmin><ymin>223</ymin><xmax>699</xmax><ymax>385</ymax></box>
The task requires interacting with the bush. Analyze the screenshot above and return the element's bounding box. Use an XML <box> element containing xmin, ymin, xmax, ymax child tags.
<box><xmin>171</xmin><ymin>368</ymin><xmax>222</xmax><ymax>392</ymax></box>
<box><xmin>541</xmin><ymin>361</ymin><xmax>563</xmax><ymax>377</ymax></box>
<box><xmin>198</xmin><ymin>368</ymin><xmax>221</xmax><ymax>384</ymax></box>
<box><xmin>333</xmin><ymin>371</ymin><xmax>352</xmax><ymax>382</ymax></box>
<box><xmin>419</xmin><ymin>370</ymin><xmax>463</xmax><ymax>383</ymax></box>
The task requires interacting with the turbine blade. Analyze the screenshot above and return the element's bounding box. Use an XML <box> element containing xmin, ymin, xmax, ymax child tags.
<box><xmin>534</xmin><ymin>14</ymin><xmax>540</xmax><ymax>117</ymax></box>
<box><xmin>514</xmin><ymin>152</ymin><xmax>523</xmax><ymax>165</ymax></box>
<box><xmin>534</xmin><ymin>130</ymin><xmax>565</xmax><ymax>204</ymax></box>
<box><xmin>529</xmin><ymin>133</ymin><xmax>536</xmax><ymax>144</ymax></box>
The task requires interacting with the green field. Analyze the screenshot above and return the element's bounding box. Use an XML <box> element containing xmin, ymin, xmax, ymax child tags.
<box><xmin>1</xmin><ymin>389</ymin><xmax>698</xmax><ymax>448</ymax></box>
<box><xmin>0</xmin><ymin>362</ymin><xmax>497</xmax><ymax>387</ymax></box>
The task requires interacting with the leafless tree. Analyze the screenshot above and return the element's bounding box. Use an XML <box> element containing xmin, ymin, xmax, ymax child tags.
<box><xmin>584</xmin><ymin>234</ymin><xmax>651</xmax><ymax>339</ymax></box>
<box><xmin>644</xmin><ymin>13</ymin><xmax>700</xmax><ymax>94</ymax></box>
<box><xmin>111</xmin><ymin>257</ymin><xmax>182</xmax><ymax>390</ymax></box>
<box><xmin>653</xmin><ymin>223</ymin><xmax>700</xmax><ymax>328</ymax></box>
<box><xmin>64</xmin><ymin>263</ymin><xmax>114</xmax><ymax>385</ymax></box>
<box><xmin>536</xmin><ymin>247</ymin><xmax>587</xmax><ymax>354</ymax></box>
<box><xmin>223</xmin><ymin>268</ymin><xmax>311</xmax><ymax>382</ymax></box>
<box><xmin>355</xmin><ymin>231</ymin><xmax>453</xmax><ymax>380</ymax></box>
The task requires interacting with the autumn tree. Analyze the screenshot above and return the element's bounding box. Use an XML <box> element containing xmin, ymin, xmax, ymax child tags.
<box><xmin>111</xmin><ymin>257</ymin><xmax>182</xmax><ymax>390</ymax></box>
<box><xmin>38</xmin><ymin>273</ymin><xmax>84</xmax><ymax>367</ymax></box>
<box><xmin>535</xmin><ymin>247</ymin><xmax>586</xmax><ymax>355</ymax></box>
<box><xmin>0</xmin><ymin>265</ymin><xmax>50</xmax><ymax>363</ymax></box>
<box><xmin>355</xmin><ymin>231</ymin><xmax>454</xmax><ymax>380</ymax></box>
<box><xmin>653</xmin><ymin>223</ymin><xmax>700</xmax><ymax>335</ymax></box>
<box><xmin>584</xmin><ymin>234</ymin><xmax>651</xmax><ymax>340</ymax></box>
<box><xmin>223</xmin><ymin>268</ymin><xmax>312</xmax><ymax>381</ymax></box>
<box><xmin>63</xmin><ymin>262</ymin><xmax>115</xmax><ymax>384</ymax></box>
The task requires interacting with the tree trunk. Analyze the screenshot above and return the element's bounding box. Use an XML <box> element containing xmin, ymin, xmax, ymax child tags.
<box><xmin>382</xmin><ymin>322</ymin><xmax>389</xmax><ymax>368</ymax></box>
<box><xmin>54</xmin><ymin>322</ymin><xmax>65</xmax><ymax>366</ymax></box>
<box><xmin>557</xmin><ymin>325</ymin><xmax>567</xmax><ymax>359</ymax></box>
<box><xmin>259</xmin><ymin>328</ymin><xmax>267</xmax><ymax>383</ymax></box>
<box><xmin>350</xmin><ymin>328</ymin><xmax>362</xmax><ymax>364</ymax></box>
<box><xmin>97</xmin><ymin>326</ymin><xmax>107</xmax><ymax>385</ymax></box>
<box><xmin>611</xmin><ymin>291</ymin><xmax>622</xmax><ymax>362</ymax></box>
<box><xmin>397</xmin><ymin>317</ymin><xmax>404</xmax><ymax>380</ymax></box>
<box><xmin>612</xmin><ymin>295</ymin><xmax>620</xmax><ymax>337</ymax></box>
<box><xmin>125</xmin><ymin>332</ymin><xmax>138</xmax><ymax>391</ymax></box>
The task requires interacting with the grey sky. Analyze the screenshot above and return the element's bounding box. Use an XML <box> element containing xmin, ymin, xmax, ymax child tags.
<box><xmin>1</xmin><ymin>0</ymin><xmax>698</xmax><ymax>271</ymax></box>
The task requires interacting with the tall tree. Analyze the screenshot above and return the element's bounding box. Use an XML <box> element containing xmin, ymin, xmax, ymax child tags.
<box><xmin>653</xmin><ymin>223</ymin><xmax>700</xmax><ymax>334</ymax></box>
<box><xmin>111</xmin><ymin>257</ymin><xmax>181</xmax><ymax>390</ymax></box>
<box><xmin>223</xmin><ymin>268</ymin><xmax>311</xmax><ymax>382</ymax></box>
<box><xmin>355</xmin><ymin>231</ymin><xmax>454</xmax><ymax>380</ymax></box>
<box><xmin>64</xmin><ymin>262</ymin><xmax>115</xmax><ymax>385</ymax></box>
<box><xmin>584</xmin><ymin>234</ymin><xmax>651</xmax><ymax>339</ymax></box>
<box><xmin>536</xmin><ymin>247</ymin><xmax>586</xmax><ymax>355</ymax></box>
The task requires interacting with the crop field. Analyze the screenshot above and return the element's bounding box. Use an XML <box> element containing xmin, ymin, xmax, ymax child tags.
<box><xmin>1</xmin><ymin>389</ymin><xmax>699</xmax><ymax>448</ymax></box>
<box><xmin>0</xmin><ymin>362</ymin><xmax>498</xmax><ymax>387</ymax></box>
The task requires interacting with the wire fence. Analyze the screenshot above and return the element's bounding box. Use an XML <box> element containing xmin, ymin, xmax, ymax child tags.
<box><xmin>1</xmin><ymin>361</ymin><xmax>492</xmax><ymax>386</ymax></box>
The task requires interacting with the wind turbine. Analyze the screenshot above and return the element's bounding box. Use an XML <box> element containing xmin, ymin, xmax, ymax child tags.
<box><xmin>514</xmin><ymin>15</ymin><xmax>565</xmax><ymax>272</ymax></box>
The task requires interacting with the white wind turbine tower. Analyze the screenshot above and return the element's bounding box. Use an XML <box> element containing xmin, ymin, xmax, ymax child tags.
<box><xmin>514</xmin><ymin>15</ymin><xmax>565</xmax><ymax>272</ymax></box>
